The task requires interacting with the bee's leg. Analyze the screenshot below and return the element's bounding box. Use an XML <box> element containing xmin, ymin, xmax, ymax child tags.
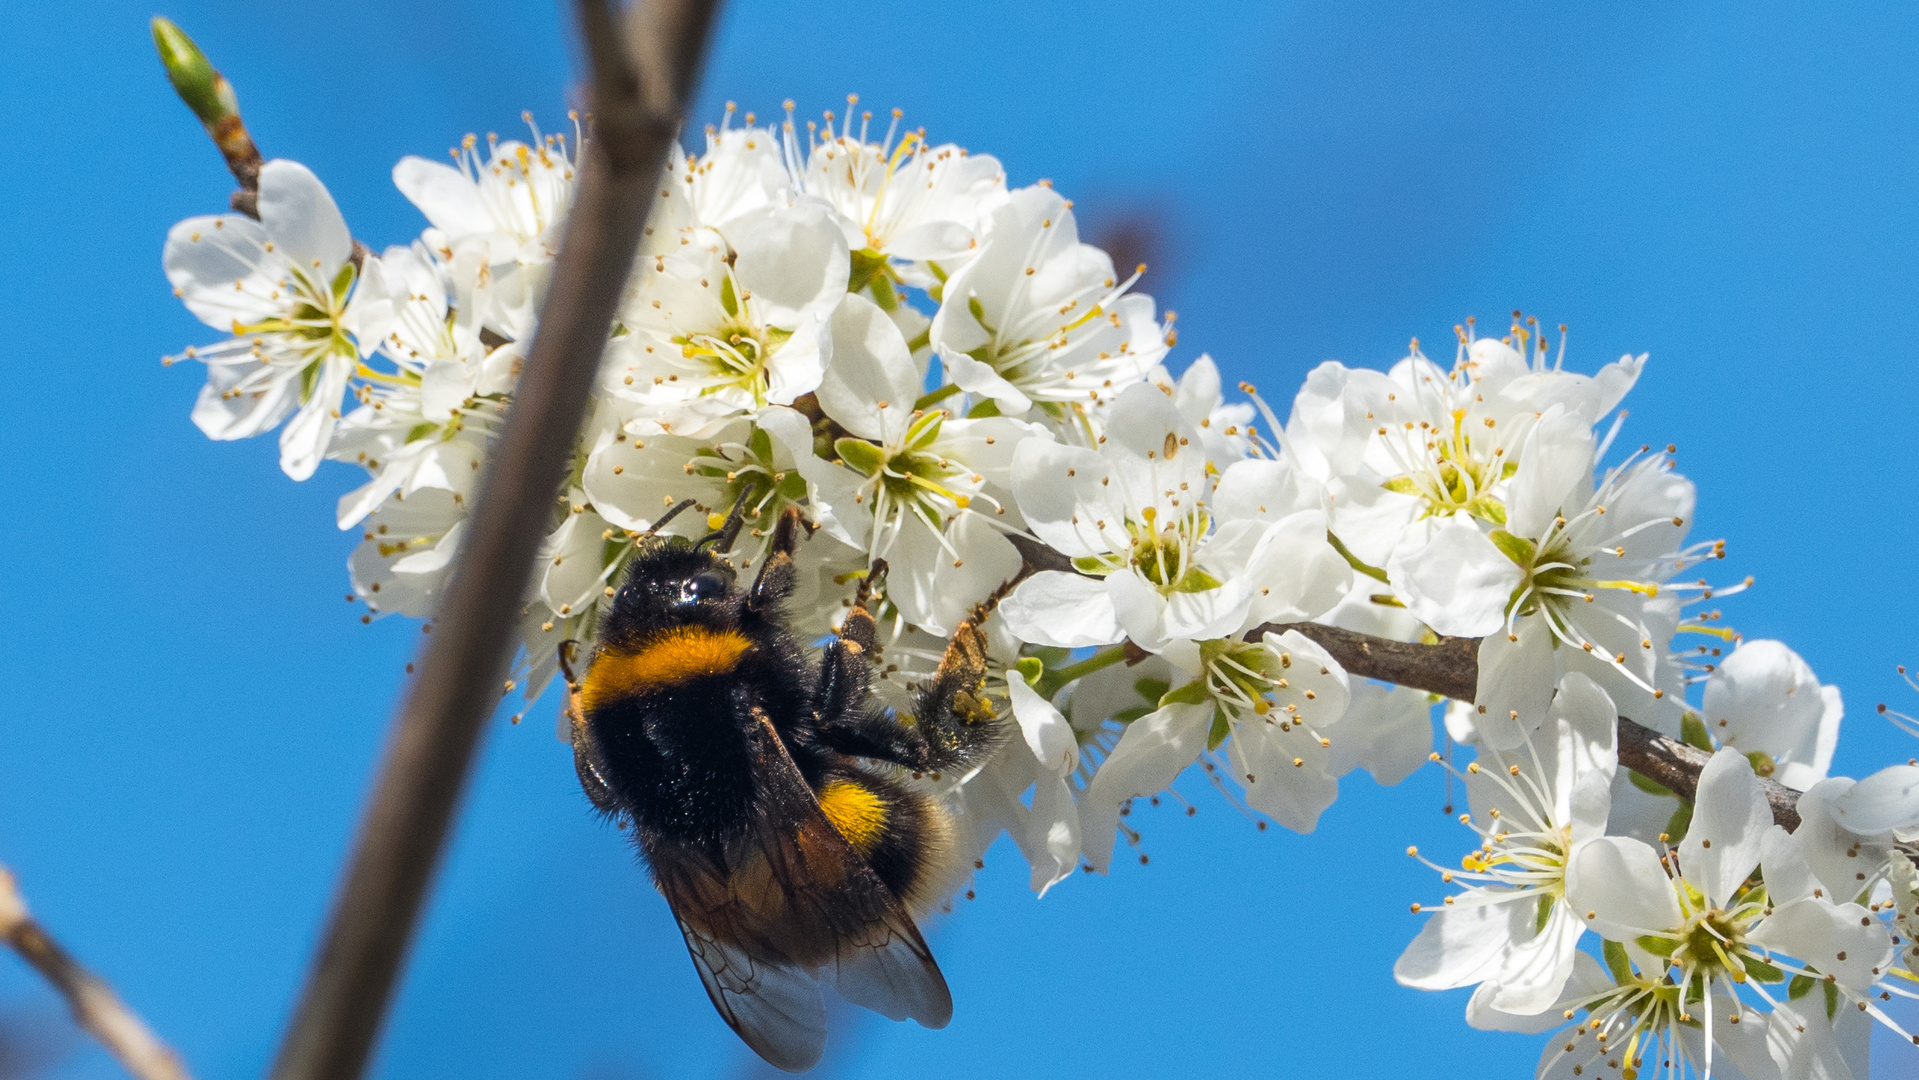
<box><xmin>816</xmin><ymin>578</ymin><xmax>1012</xmax><ymax>774</ymax></box>
<box><xmin>905</xmin><ymin>598</ymin><xmax>1005</xmax><ymax>770</ymax></box>
<box><xmin>573</xmin><ymin>737</ymin><xmax>620</xmax><ymax>814</ymax></box>
<box><xmin>811</xmin><ymin>561</ymin><xmax>885</xmax><ymax>732</ymax></box>
<box><xmin>746</xmin><ymin>507</ymin><xmax>812</xmax><ymax>613</ymax></box>
<box><xmin>561</xmin><ymin>641</ymin><xmax>621</xmax><ymax>814</ymax></box>
<box><xmin>569</xmin><ymin>697</ymin><xmax>622</xmax><ymax>814</ymax></box>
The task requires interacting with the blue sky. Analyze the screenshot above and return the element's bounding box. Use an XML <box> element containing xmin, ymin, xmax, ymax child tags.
<box><xmin>3</xmin><ymin>1</ymin><xmax>1918</xmax><ymax>1077</ymax></box>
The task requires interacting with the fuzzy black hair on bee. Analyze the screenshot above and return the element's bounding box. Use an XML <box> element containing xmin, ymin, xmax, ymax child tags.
<box><xmin>561</xmin><ymin>507</ymin><xmax>1011</xmax><ymax>1072</ymax></box>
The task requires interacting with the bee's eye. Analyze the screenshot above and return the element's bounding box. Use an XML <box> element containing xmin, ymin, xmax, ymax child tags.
<box><xmin>680</xmin><ymin>571</ymin><xmax>728</xmax><ymax>604</ymax></box>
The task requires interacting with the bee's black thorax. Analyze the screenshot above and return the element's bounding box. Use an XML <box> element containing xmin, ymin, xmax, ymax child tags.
<box><xmin>575</xmin><ymin>540</ymin><xmax>817</xmax><ymax>857</ymax></box>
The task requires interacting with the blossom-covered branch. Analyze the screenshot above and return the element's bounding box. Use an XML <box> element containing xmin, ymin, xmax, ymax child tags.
<box><xmin>0</xmin><ymin>866</ymin><xmax>193</xmax><ymax>1080</ymax></box>
<box><xmin>152</xmin><ymin>8</ymin><xmax>1919</xmax><ymax>1072</ymax></box>
<box><xmin>1251</xmin><ymin>619</ymin><xmax>1812</xmax><ymax>830</ymax></box>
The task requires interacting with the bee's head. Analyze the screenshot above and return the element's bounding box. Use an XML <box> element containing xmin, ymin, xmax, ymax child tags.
<box><xmin>596</xmin><ymin>537</ymin><xmax>742</xmax><ymax>645</ymax></box>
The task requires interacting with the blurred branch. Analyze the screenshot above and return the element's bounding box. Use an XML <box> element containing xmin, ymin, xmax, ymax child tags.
<box><xmin>265</xmin><ymin>3</ymin><xmax>721</xmax><ymax>1080</ymax></box>
<box><xmin>0</xmin><ymin>866</ymin><xmax>191</xmax><ymax>1080</ymax></box>
<box><xmin>1247</xmin><ymin>621</ymin><xmax>1808</xmax><ymax>832</ymax></box>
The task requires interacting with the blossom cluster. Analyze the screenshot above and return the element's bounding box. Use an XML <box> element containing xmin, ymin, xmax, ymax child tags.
<box><xmin>162</xmin><ymin>103</ymin><xmax>1919</xmax><ymax>1076</ymax></box>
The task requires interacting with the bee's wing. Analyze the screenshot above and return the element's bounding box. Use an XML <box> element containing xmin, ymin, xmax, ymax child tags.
<box><xmin>656</xmin><ymin>710</ymin><xmax>952</xmax><ymax>1069</ymax></box>
<box><xmin>667</xmin><ymin>887</ymin><xmax>828</xmax><ymax>1073</ymax></box>
<box><xmin>739</xmin><ymin>711</ymin><xmax>953</xmax><ymax>1029</ymax></box>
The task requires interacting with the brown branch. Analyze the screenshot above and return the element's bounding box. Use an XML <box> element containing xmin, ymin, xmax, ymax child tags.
<box><xmin>0</xmin><ymin>866</ymin><xmax>193</xmax><ymax>1080</ymax></box>
<box><xmin>1249</xmin><ymin>621</ymin><xmax>1810</xmax><ymax>832</ymax></box>
<box><xmin>265</xmin><ymin>4</ymin><xmax>720</xmax><ymax>1080</ymax></box>
<box><xmin>1259</xmin><ymin>623</ymin><xmax>1480</xmax><ymax>702</ymax></box>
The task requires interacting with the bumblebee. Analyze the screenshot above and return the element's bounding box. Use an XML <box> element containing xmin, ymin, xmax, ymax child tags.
<box><xmin>561</xmin><ymin>504</ymin><xmax>1008</xmax><ymax>1072</ymax></box>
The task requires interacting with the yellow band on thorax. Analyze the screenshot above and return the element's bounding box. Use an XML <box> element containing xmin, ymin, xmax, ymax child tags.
<box><xmin>581</xmin><ymin>626</ymin><xmax>752</xmax><ymax>711</ymax></box>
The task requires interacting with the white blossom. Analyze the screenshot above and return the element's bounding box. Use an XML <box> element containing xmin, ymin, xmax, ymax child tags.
<box><xmin>392</xmin><ymin>120</ymin><xmax>577</xmax><ymax>339</ymax></box>
<box><xmin>1078</xmin><ymin>629</ymin><xmax>1351</xmax><ymax>869</ymax></box>
<box><xmin>164</xmin><ymin>159</ymin><xmax>363</xmax><ymax>481</ymax></box>
<box><xmin>607</xmin><ymin>199</ymin><xmax>850</xmax><ymax>436</ymax></box>
<box><xmin>801</xmin><ymin>294</ymin><xmax>1035</xmax><ymax>632</ymax></box>
<box><xmin>1566</xmin><ymin>751</ymin><xmax>1900</xmax><ymax>1078</ymax></box>
<box><xmin>928</xmin><ymin>184</ymin><xmax>1170</xmax><ymax>432</ymax></box>
<box><xmin>788</xmin><ymin>103</ymin><xmax>1007</xmax><ymax>289</ymax></box>
<box><xmin>1700</xmin><ymin>639</ymin><xmax>1842</xmax><ymax>792</ymax></box>
<box><xmin>1397</xmin><ymin>673</ymin><xmax>1617</xmax><ymax>1016</ymax></box>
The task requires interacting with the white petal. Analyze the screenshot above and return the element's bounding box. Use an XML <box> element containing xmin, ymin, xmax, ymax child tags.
<box><xmin>1486</xmin><ymin>899</ymin><xmax>1585</xmax><ymax>1015</ymax></box>
<box><xmin>1079</xmin><ymin>701</ymin><xmax>1212</xmax><ymax>871</ymax></box>
<box><xmin>730</xmin><ymin>200</ymin><xmax>850</xmax><ymax>327</ymax></box>
<box><xmin>1237</xmin><ymin>510</ymin><xmax>1350</xmax><ymax>626</ymax></box>
<box><xmin>1505</xmin><ymin>405</ymin><xmax>1595</xmax><ymax>539</ymax></box>
<box><xmin>392</xmin><ymin>156</ymin><xmax>494</xmax><ymax>240</ymax></box>
<box><xmin>1471</xmin><ymin>619</ymin><xmax>1556</xmax><ymax>750</ymax></box>
<box><xmin>164</xmin><ymin>214</ymin><xmax>282</xmax><ymax>328</ymax></box>
<box><xmin>278</xmin><ymin>358</ymin><xmax>352</xmax><ymax>481</ymax></box>
<box><xmin>1009</xmin><ymin>439</ymin><xmax>1123</xmax><ymax>559</ymax></box>
<box><xmin>1680</xmin><ymin>748</ymin><xmax>1774</xmax><ymax>908</ymax></box>
<box><xmin>1468</xmin><ymin>951</ymin><xmax>1613</xmax><ymax>1034</ymax></box>
<box><xmin>1568</xmin><ymin>835</ymin><xmax>1682</xmax><ymax>941</ymax></box>
<box><xmin>999</xmin><ymin>571</ymin><xmax>1124</xmax><ymax>649</ymax></box>
<box><xmin>1704</xmin><ymin>639</ymin><xmax>1836</xmax><ymax>787</ymax></box>
<box><xmin>1759</xmin><ymin>824</ymin><xmax>1818</xmax><ymax>904</ymax></box>
<box><xmin>1831</xmin><ymin>763</ymin><xmax>1919</xmax><ymax>836</ymax></box>
<box><xmin>1212</xmin><ymin>457</ymin><xmax>1320</xmax><ymax>522</ymax></box>
<box><xmin>1229</xmin><ymin>713</ymin><xmax>1338</xmax><ymax>832</ymax></box>
<box><xmin>1387</xmin><ymin>515</ymin><xmax>1521</xmax><ymax>638</ymax></box>
<box><xmin>1793</xmin><ymin>778</ymin><xmax>1894</xmax><ymax>904</ymax></box>
<box><xmin>258</xmin><ymin>159</ymin><xmax>352</xmax><ymax>276</ymax></box>
<box><xmin>1006</xmin><ymin>675</ymin><xmax>1078</xmax><ymax>775</ymax></box>
<box><xmin>1105</xmin><ymin>383</ymin><xmax>1207</xmax><ymax>498</ymax></box>
<box><xmin>1548</xmin><ymin>671</ymin><xmax>1619</xmax><ymax>826</ymax></box>
<box><xmin>190</xmin><ymin>354</ymin><xmax>300</xmax><ymax>440</ymax></box>
<box><xmin>1393</xmin><ymin>902</ymin><xmax>1522</xmax><ymax>990</ymax></box>
<box><xmin>1325</xmin><ymin>682</ymin><xmax>1432</xmax><ymax>786</ymax></box>
<box><xmin>1024</xmin><ymin>768</ymin><xmax>1081</xmax><ymax>896</ymax></box>
<box><xmin>1105</xmin><ymin>569</ymin><xmax>1176</xmax><ymax>653</ymax></box>
<box><xmin>815</xmin><ymin>293</ymin><xmax>916</xmax><ymax>441</ymax></box>
<box><xmin>1261</xmin><ymin>630</ymin><xmax>1352</xmax><ymax>730</ymax></box>
<box><xmin>420</xmin><ymin>360</ymin><xmax>477</xmax><ymax>419</ymax></box>
<box><xmin>940</xmin><ymin>347</ymin><xmax>1031</xmax><ymax>415</ymax></box>
<box><xmin>539</xmin><ymin>505</ymin><xmax>622</xmax><ymax>615</ymax></box>
<box><xmin>1749</xmin><ymin>897</ymin><xmax>1894</xmax><ymax>991</ymax></box>
<box><xmin>1770</xmin><ymin>995</ymin><xmax>1857</xmax><ymax>1080</ymax></box>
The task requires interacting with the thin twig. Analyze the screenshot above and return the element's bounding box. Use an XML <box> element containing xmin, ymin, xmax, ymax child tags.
<box><xmin>1248</xmin><ymin>621</ymin><xmax>1810</xmax><ymax>831</ymax></box>
<box><xmin>0</xmin><ymin>865</ymin><xmax>192</xmax><ymax>1080</ymax></box>
<box><xmin>266</xmin><ymin>4</ymin><xmax>720</xmax><ymax>1080</ymax></box>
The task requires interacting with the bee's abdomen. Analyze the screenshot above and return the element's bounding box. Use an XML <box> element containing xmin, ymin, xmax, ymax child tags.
<box><xmin>816</xmin><ymin>769</ymin><xmax>957</xmax><ymax>915</ymax></box>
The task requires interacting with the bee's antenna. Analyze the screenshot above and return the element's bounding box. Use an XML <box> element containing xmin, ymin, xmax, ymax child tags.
<box><xmin>557</xmin><ymin>639</ymin><xmax>582</xmax><ymax>685</ymax></box>
<box><xmin>646</xmin><ymin>498</ymin><xmax>699</xmax><ymax>538</ymax></box>
<box><xmin>694</xmin><ymin>488</ymin><xmax>753</xmax><ymax>553</ymax></box>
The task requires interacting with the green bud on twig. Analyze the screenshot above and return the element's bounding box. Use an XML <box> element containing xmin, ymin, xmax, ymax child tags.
<box><xmin>151</xmin><ymin>16</ymin><xmax>263</xmax><ymax>199</ymax></box>
<box><xmin>151</xmin><ymin>17</ymin><xmax>235</xmax><ymax>126</ymax></box>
